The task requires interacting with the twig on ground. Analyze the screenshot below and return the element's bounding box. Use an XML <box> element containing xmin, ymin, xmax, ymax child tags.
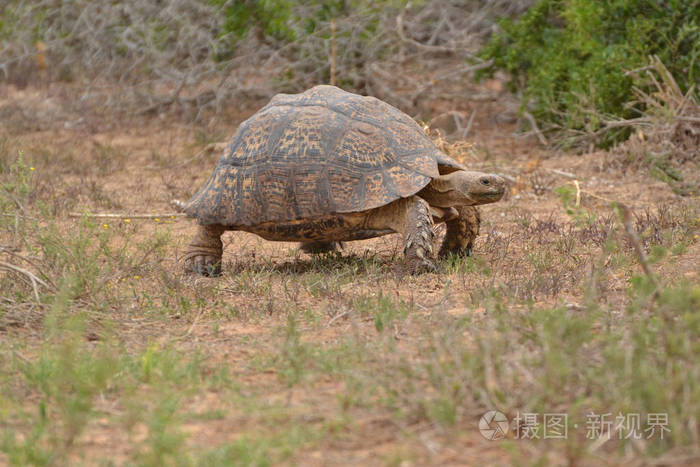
<box><xmin>68</xmin><ymin>212</ymin><xmax>186</xmax><ymax>219</ymax></box>
<box><xmin>0</xmin><ymin>213</ymin><xmax>39</xmax><ymax>220</ymax></box>
<box><xmin>327</xmin><ymin>309</ymin><xmax>350</xmax><ymax>327</ymax></box>
<box><xmin>579</xmin><ymin>189</ymin><xmax>615</xmax><ymax>204</ymax></box>
<box><xmin>0</xmin><ymin>260</ymin><xmax>49</xmax><ymax>302</ymax></box>
<box><xmin>0</xmin><ymin>248</ymin><xmax>56</xmax><ymax>289</ymax></box>
<box><xmin>543</xmin><ymin>168</ymin><xmax>577</xmax><ymax>179</ymax></box>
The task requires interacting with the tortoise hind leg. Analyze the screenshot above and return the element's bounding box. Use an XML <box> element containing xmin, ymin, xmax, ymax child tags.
<box><xmin>299</xmin><ymin>241</ymin><xmax>343</xmax><ymax>254</ymax></box>
<box><xmin>438</xmin><ymin>205</ymin><xmax>480</xmax><ymax>258</ymax></box>
<box><xmin>183</xmin><ymin>224</ymin><xmax>226</xmax><ymax>276</ymax></box>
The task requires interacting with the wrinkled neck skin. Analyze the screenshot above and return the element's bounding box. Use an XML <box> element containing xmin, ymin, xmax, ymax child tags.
<box><xmin>419</xmin><ymin>171</ymin><xmax>505</xmax><ymax>208</ymax></box>
<box><xmin>419</xmin><ymin>184</ymin><xmax>478</xmax><ymax>207</ymax></box>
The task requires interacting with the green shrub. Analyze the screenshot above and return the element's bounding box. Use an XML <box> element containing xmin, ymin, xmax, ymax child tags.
<box><xmin>211</xmin><ymin>0</ymin><xmax>296</xmax><ymax>48</ymax></box>
<box><xmin>479</xmin><ymin>0</ymin><xmax>699</xmax><ymax>146</ymax></box>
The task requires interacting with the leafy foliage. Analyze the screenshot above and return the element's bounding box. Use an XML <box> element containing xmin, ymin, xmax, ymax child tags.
<box><xmin>479</xmin><ymin>0</ymin><xmax>700</xmax><ymax>146</ymax></box>
<box><xmin>211</xmin><ymin>0</ymin><xmax>297</xmax><ymax>46</ymax></box>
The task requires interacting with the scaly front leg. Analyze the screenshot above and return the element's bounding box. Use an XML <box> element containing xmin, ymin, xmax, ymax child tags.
<box><xmin>183</xmin><ymin>224</ymin><xmax>226</xmax><ymax>276</ymax></box>
<box><xmin>438</xmin><ymin>205</ymin><xmax>481</xmax><ymax>258</ymax></box>
<box><xmin>403</xmin><ymin>196</ymin><xmax>438</xmax><ymax>274</ymax></box>
<box><xmin>299</xmin><ymin>241</ymin><xmax>343</xmax><ymax>254</ymax></box>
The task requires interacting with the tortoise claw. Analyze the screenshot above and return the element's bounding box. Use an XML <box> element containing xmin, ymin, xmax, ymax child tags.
<box><xmin>407</xmin><ymin>258</ymin><xmax>438</xmax><ymax>275</ymax></box>
<box><xmin>299</xmin><ymin>241</ymin><xmax>343</xmax><ymax>254</ymax></box>
<box><xmin>439</xmin><ymin>206</ymin><xmax>480</xmax><ymax>259</ymax></box>
<box><xmin>186</xmin><ymin>254</ymin><xmax>222</xmax><ymax>277</ymax></box>
<box><xmin>183</xmin><ymin>225</ymin><xmax>224</xmax><ymax>277</ymax></box>
<box><xmin>438</xmin><ymin>244</ymin><xmax>473</xmax><ymax>259</ymax></box>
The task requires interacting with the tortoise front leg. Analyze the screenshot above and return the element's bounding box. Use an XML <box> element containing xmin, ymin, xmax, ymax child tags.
<box><xmin>403</xmin><ymin>197</ymin><xmax>438</xmax><ymax>274</ymax></box>
<box><xmin>438</xmin><ymin>205</ymin><xmax>481</xmax><ymax>258</ymax></box>
<box><xmin>299</xmin><ymin>241</ymin><xmax>343</xmax><ymax>254</ymax></box>
<box><xmin>183</xmin><ymin>224</ymin><xmax>226</xmax><ymax>276</ymax></box>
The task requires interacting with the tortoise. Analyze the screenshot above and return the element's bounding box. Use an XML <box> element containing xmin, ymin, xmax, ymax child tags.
<box><xmin>181</xmin><ymin>85</ymin><xmax>505</xmax><ymax>276</ymax></box>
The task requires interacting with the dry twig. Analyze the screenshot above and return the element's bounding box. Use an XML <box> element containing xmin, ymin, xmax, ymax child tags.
<box><xmin>0</xmin><ymin>260</ymin><xmax>49</xmax><ymax>302</ymax></box>
<box><xmin>68</xmin><ymin>212</ymin><xmax>186</xmax><ymax>219</ymax></box>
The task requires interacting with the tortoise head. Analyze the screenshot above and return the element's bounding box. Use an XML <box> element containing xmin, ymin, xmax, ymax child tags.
<box><xmin>422</xmin><ymin>171</ymin><xmax>506</xmax><ymax>207</ymax></box>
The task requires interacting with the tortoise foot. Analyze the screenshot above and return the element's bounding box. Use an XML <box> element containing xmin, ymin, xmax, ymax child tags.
<box><xmin>300</xmin><ymin>241</ymin><xmax>343</xmax><ymax>254</ymax></box>
<box><xmin>438</xmin><ymin>244</ymin><xmax>473</xmax><ymax>259</ymax></box>
<box><xmin>438</xmin><ymin>206</ymin><xmax>480</xmax><ymax>259</ymax></box>
<box><xmin>184</xmin><ymin>251</ymin><xmax>222</xmax><ymax>277</ymax></box>
<box><xmin>183</xmin><ymin>224</ymin><xmax>224</xmax><ymax>277</ymax></box>
<box><xmin>406</xmin><ymin>257</ymin><xmax>439</xmax><ymax>274</ymax></box>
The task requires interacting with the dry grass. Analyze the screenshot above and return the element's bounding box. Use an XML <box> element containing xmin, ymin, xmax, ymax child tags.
<box><xmin>603</xmin><ymin>57</ymin><xmax>699</xmax><ymax>197</ymax></box>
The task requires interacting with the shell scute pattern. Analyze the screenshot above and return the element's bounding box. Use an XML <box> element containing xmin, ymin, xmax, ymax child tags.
<box><xmin>326</xmin><ymin>167</ymin><xmax>363</xmax><ymax>210</ymax></box>
<box><xmin>385</xmin><ymin>164</ymin><xmax>431</xmax><ymax>197</ymax></box>
<box><xmin>273</xmin><ymin>109</ymin><xmax>328</xmax><ymax>163</ymax></box>
<box><xmin>185</xmin><ymin>85</ymin><xmax>464</xmax><ymax>226</ymax></box>
<box><xmin>334</xmin><ymin>124</ymin><xmax>395</xmax><ymax>170</ymax></box>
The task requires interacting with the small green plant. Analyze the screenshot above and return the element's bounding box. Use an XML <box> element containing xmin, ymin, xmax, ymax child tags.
<box><xmin>1</xmin><ymin>300</ymin><xmax>118</xmax><ymax>464</ymax></box>
<box><xmin>442</xmin><ymin>253</ymin><xmax>489</xmax><ymax>276</ymax></box>
<box><xmin>352</xmin><ymin>292</ymin><xmax>409</xmax><ymax>333</ymax></box>
<box><xmin>275</xmin><ymin>313</ymin><xmax>313</xmax><ymax>386</ymax></box>
<box><xmin>554</xmin><ymin>183</ymin><xmax>597</xmax><ymax>226</ymax></box>
<box><xmin>211</xmin><ymin>0</ymin><xmax>297</xmax><ymax>57</ymax></box>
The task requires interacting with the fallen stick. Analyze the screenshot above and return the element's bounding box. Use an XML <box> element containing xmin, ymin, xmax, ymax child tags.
<box><xmin>0</xmin><ymin>213</ymin><xmax>39</xmax><ymax>220</ymax></box>
<box><xmin>544</xmin><ymin>168</ymin><xmax>577</xmax><ymax>179</ymax></box>
<box><xmin>68</xmin><ymin>212</ymin><xmax>187</xmax><ymax>219</ymax></box>
<box><xmin>0</xmin><ymin>260</ymin><xmax>49</xmax><ymax>302</ymax></box>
